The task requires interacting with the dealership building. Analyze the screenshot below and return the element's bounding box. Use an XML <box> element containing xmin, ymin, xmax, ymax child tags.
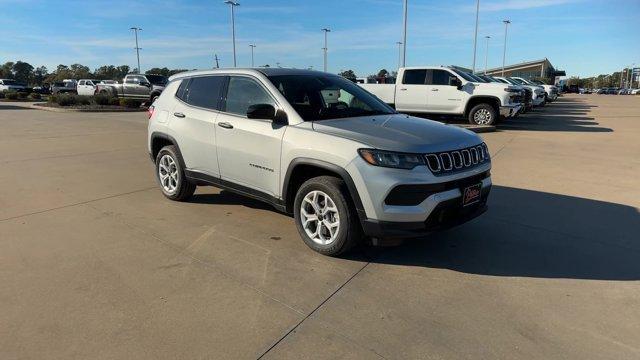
<box><xmin>484</xmin><ymin>58</ymin><xmax>565</xmax><ymax>83</ymax></box>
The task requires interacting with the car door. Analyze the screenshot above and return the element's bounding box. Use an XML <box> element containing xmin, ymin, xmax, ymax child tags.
<box><xmin>77</xmin><ymin>80</ymin><xmax>89</xmax><ymax>96</ymax></box>
<box><xmin>425</xmin><ymin>69</ymin><xmax>464</xmax><ymax>113</ymax></box>
<box><xmin>170</xmin><ymin>76</ymin><xmax>224</xmax><ymax>176</ymax></box>
<box><xmin>394</xmin><ymin>69</ymin><xmax>429</xmax><ymax>112</ymax></box>
<box><xmin>215</xmin><ymin>75</ymin><xmax>286</xmax><ymax>196</ymax></box>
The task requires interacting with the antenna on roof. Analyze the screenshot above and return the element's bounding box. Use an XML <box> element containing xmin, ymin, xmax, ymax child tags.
<box><xmin>214</xmin><ymin>53</ymin><xmax>220</xmax><ymax>69</ymax></box>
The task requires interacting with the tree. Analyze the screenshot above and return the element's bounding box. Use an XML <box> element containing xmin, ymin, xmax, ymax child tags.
<box><xmin>146</xmin><ymin>67</ymin><xmax>171</xmax><ymax>77</ymax></box>
<box><xmin>339</xmin><ymin>69</ymin><xmax>357</xmax><ymax>80</ymax></box>
<box><xmin>32</xmin><ymin>66</ymin><xmax>48</xmax><ymax>86</ymax></box>
<box><xmin>69</xmin><ymin>63</ymin><xmax>91</xmax><ymax>79</ymax></box>
<box><xmin>377</xmin><ymin>69</ymin><xmax>389</xmax><ymax>78</ymax></box>
<box><xmin>1</xmin><ymin>62</ymin><xmax>15</xmax><ymax>79</ymax></box>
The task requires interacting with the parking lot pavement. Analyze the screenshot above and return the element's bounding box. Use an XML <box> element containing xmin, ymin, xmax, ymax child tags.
<box><xmin>1</xmin><ymin>95</ymin><xmax>639</xmax><ymax>359</ymax></box>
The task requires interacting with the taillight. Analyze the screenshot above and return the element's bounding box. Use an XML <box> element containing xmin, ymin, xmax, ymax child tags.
<box><xmin>147</xmin><ymin>105</ymin><xmax>155</xmax><ymax>119</ymax></box>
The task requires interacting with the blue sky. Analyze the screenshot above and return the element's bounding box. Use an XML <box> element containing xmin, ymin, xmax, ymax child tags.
<box><xmin>1</xmin><ymin>0</ymin><xmax>639</xmax><ymax>77</ymax></box>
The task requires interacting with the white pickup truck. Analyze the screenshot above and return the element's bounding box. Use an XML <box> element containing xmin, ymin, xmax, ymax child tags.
<box><xmin>359</xmin><ymin>66</ymin><xmax>522</xmax><ymax>125</ymax></box>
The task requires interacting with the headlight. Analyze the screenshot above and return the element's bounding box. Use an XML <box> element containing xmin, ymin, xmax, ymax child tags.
<box><xmin>358</xmin><ymin>149</ymin><xmax>425</xmax><ymax>169</ymax></box>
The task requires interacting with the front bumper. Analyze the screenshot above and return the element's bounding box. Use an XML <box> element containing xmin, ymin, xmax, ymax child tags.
<box><xmin>532</xmin><ymin>96</ymin><xmax>545</xmax><ymax>106</ymax></box>
<box><xmin>362</xmin><ymin>184</ymin><xmax>491</xmax><ymax>239</ymax></box>
<box><xmin>500</xmin><ymin>104</ymin><xmax>522</xmax><ymax>118</ymax></box>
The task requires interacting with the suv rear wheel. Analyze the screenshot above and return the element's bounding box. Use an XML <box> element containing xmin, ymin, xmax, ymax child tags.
<box><xmin>155</xmin><ymin>145</ymin><xmax>196</xmax><ymax>201</ymax></box>
<box><xmin>293</xmin><ymin>176</ymin><xmax>361</xmax><ymax>256</ymax></box>
<box><xmin>468</xmin><ymin>103</ymin><xmax>497</xmax><ymax>125</ymax></box>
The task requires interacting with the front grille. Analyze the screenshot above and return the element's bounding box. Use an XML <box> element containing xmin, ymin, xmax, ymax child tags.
<box><xmin>425</xmin><ymin>143</ymin><xmax>489</xmax><ymax>175</ymax></box>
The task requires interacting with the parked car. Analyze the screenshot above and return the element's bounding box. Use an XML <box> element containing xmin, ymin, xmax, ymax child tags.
<box><xmin>0</xmin><ymin>79</ymin><xmax>30</xmax><ymax>93</ymax></box>
<box><xmin>148</xmin><ymin>68</ymin><xmax>492</xmax><ymax>256</ymax></box>
<box><xmin>96</xmin><ymin>74</ymin><xmax>167</xmax><ymax>104</ymax></box>
<box><xmin>492</xmin><ymin>77</ymin><xmax>533</xmax><ymax>111</ymax></box>
<box><xmin>32</xmin><ymin>83</ymin><xmax>51</xmax><ymax>95</ymax></box>
<box><xmin>631</xmin><ymin>89</ymin><xmax>640</xmax><ymax>95</ymax></box>
<box><xmin>528</xmin><ymin>79</ymin><xmax>559</xmax><ymax>101</ymax></box>
<box><xmin>504</xmin><ymin>77</ymin><xmax>547</xmax><ymax>106</ymax></box>
<box><xmin>51</xmin><ymin>81</ymin><xmax>77</xmax><ymax>94</ymax></box>
<box><xmin>76</xmin><ymin>79</ymin><xmax>102</xmax><ymax>96</ymax></box>
<box><xmin>358</xmin><ymin>66</ymin><xmax>522</xmax><ymax>125</ymax></box>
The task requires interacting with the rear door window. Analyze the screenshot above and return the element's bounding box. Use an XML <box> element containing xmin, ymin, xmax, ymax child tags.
<box><xmin>402</xmin><ymin>70</ymin><xmax>427</xmax><ymax>85</ymax></box>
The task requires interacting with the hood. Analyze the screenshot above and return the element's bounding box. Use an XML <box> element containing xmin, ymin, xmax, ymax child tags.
<box><xmin>312</xmin><ymin>113</ymin><xmax>482</xmax><ymax>153</ymax></box>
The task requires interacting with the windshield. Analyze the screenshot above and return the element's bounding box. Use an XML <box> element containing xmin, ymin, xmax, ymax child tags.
<box><xmin>2</xmin><ymin>79</ymin><xmax>18</xmax><ymax>85</ymax></box>
<box><xmin>146</xmin><ymin>75</ymin><xmax>167</xmax><ymax>86</ymax></box>
<box><xmin>508</xmin><ymin>78</ymin><xmax>526</xmax><ymax>85</ymax></box>
<box><xmin>449</xmin><ymin>68</ymin><xmax>476</xmax><ymax>82</ymax></box>
<box><xmin>467</xmin><ymin>73</ymin><xmax>488</xmax><ymax>83</ymax></box>
<box><xmin>267</xmin><ymin>74</ymin><xmax>395</xmax><ymax>121</ymax></box>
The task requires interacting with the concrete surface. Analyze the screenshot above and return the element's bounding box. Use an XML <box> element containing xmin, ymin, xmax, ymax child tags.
<box><xmin>1</xmin><ymin>95</ymin><xmax>639</xmax><ymax>359</ymax></box>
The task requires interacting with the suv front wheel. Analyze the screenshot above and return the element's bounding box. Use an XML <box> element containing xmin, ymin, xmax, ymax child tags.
<box><xmin>293</xmin><ymin>176</ymin><xmax>361</xmax><ymax>256</ymax></box>
<box><xmin>155</xmin><ymin>145</ymin><xmax>196</xmax><ymax>201</ymax></box>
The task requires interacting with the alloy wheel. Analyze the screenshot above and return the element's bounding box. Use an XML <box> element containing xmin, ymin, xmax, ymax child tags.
<box><xmin>474</xmin><ymin>108</ymin><xmax>492</xmax><ymax>125</ymax></box>
<box><xmin>158</xmin><ymin>154</ymin><xmax>179</xmax><ymax>194</ymax></box>
<box><xmin>300</xmin><ymin>190</ymin><xmax>340</xmax><ymax>245</ymax></box>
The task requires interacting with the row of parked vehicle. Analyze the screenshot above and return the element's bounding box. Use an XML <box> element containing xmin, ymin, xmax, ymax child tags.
<box><xmin>358</xmin><ymin>66</ymin><xmax>558</xmax><ymax>126</ymax></box>
<box><xmin>0</xmin><ymin>73</ymin><xmax>169</xmax><ymax>104</ymax></box>
<box><xmin>592</xmin><ymin>87</ymin><xmax>640</xmax><ymax>95</ymax></box>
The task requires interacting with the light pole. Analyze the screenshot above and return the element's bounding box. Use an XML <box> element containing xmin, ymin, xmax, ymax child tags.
<box><xmin>130</xmin><ymin>27</ymin><xmax>142</xmax><ymax>73</ymax></box>
<box><xmin>472</xmin><ymin>0</ymin><xmax>480</xmax><ymax>72</ymax></box>
<box><xmin>501</xmin><ymin>20</ymin><xmax>511</xmax><ymax>76</ymax></box>
<box><xmin>396</xmin><ymin>41</ymin><xmax>403</xmax><ymax>70</ymax></box>
<box><xmin>249</xmin><ymin>44</ymin><xmax>256</xmax><ymax>67</ymax></box>
<box><xmin>321</xmin><ymin>28</ymin><xmax>331</xmax><ymax>72</ymax></box>
<box><xmin>401</xmin><ymin>0</ymin><xmax>408</xmax><ymax>67</ymax></box>
<box><xmin>484</xmin><ymin>36</ymin><xmax>490</xmax><ymax>75</ymax></box>
<box><xmin>224</xmin><ymin>1</ymin><xmax>240</xmax><ymax>67</ymax></box>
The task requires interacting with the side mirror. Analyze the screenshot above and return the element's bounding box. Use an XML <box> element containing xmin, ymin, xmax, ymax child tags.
<box><xmin>246</xmin><ymin>103</ymin><xmax>288</xmax><ymax>124</ymax></box>
<box><xmin>449</xmin><ymin>77</ymin><xmax>462</xmax><ymax>88</ymax></box>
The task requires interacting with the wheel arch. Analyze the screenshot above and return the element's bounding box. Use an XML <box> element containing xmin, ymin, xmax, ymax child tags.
<box><xmin>464</xmin><ymin>96</ymin><xmax>501</xmax><ymax>117</ymax></box>
<box><xmin>150</xmin><ymin>132</ymin><xmax>187</xmax><ymax>170</ymax></box>
<box><xmin>282</xmin><ymin>158</ymin><xmax>366</xmax><ymax>220</ymax></box>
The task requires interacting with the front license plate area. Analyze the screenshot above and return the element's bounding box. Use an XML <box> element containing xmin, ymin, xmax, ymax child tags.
<box><xmin>462</xmin><ymin>183</ymin><xmax>482</xmax><ymax>207</ymax></box>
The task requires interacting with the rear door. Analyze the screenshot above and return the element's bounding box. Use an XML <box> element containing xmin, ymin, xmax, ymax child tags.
<box><xmin>395</xmin><ymin>69</ymin><xmax>428</xmax><ymax>112</ymax></box>
<box><xmin>215</xmin><ymin>75</ymin><xmax>286</xmax><ymax>196</ymax></box>
<box><xmin>425</xmin><ymin>69</ymin><xmax>464</xmax><ymax>113</ymax></box>
<box><xmin>170</xmin><ymin>76</ymin><xmax>225</xmax><ymax>176</ymax></box>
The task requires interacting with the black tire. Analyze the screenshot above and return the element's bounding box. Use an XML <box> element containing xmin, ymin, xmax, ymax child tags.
<box><xmin>293</xmin><ymin>176</ymin><xmax>362</xmax><ymax>256</ymax></box>
<box><xmin>468</xmin><ymin>103</ymin><xmax>497</xmax><ymax>125</ymax></box>
<box><xmin>150</xmin><ymin>93</ymin><xmax>160</xmax><ymax>104</ymax></box>
<box><xmin>155</xmin><ymin>145</ymin><xmax>195</xmax><ymax>201</ymax></box>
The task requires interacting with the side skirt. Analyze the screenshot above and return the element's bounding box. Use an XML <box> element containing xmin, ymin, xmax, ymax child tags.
<box><xmin>184</xmin><ymin>170</ymin><xmax>287</xmax><ymax>213</ymax></box>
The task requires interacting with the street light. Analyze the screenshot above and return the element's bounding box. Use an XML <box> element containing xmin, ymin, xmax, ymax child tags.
<box><xmin>224</xmin><ymin>1</ymin><xmax>240</xmax><ymax>67</ymax></box>
<box><xmin>249</xmin><ymin>44</ymin><xmax>256</xmax><ymax>67</ymax></box>
<box><xmin>396</xmin><ymin>41</ymin><xmax>403</xmax><ymax>71</ymax></box>
<box><xmin>472</xmin><ymin>0</ymin><xmax>480</xmax><ymax>72</ymax></box>
<box><xmin>483</xmin><ymin>36</ymin><xmax>490</xmax><ymax>75</ymax></box>
<box><xmin>130</xmin><ymin>27</ymin><xmax>142</xmax><ymax>73</ymax></box>
<box><xmin>321</xmin><ymin>28</ymin><xmax>331</xmax><ymax>72</ymax></box>
<box><xmin>501</xmin><ymin>19</ymin><xmax>511</xmax><ymax>76</ymax></box>
<box><xmin>401</xmin><ymin>0</ymin><xmax>408</xmax><ymax>67</ymax></box>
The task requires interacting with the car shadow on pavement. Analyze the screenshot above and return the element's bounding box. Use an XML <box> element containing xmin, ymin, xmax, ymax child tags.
<box><xmin>497</xmin><ymin>97</ymin><xmax>612</xmax><ymax>132</ymax></box>
<box><xmin>190</xmin><ymin>190</ymin><xmax>275</xmax><ymax>211</ymax></box>
<box><xmin>0</xmin><ymin>104</ymin><xmax>31</xmax><ymax>110</ymax></box>
<box><xmin>359</xmin><ymin>185</ymin><xmax>639</xmax><ymax>281</ymax></box>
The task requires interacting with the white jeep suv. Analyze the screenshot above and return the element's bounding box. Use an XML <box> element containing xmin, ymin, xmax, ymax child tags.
<box><xmin>148</xmin><ymin>68</ymin><xmax>492</xmax><ymax>256</ymax></box>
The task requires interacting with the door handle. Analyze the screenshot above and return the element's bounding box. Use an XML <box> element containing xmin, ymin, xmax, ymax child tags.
<box><xmin>173</xmin><ymin>112</ymin><xmax>185</xmax><ymax>118</ymax></box>
<box><xmin>399</xmin><ymin>88</ymin><xmax>407</xmax><ymax>91</ymax></box>
<box><xmin>431</xmin><ymin>89</ymin><xmax>439</xmax><ymax>92</ymax></box>
<box><xmin>218</xmin><ymin>122</ymin><xmax>234</xmax><ymax>129</ymax></box>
